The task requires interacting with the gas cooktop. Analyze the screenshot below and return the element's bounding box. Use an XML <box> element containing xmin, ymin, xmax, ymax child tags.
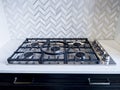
<box><xmin>7</xmin><ymin>38</ymin><xmax>116</xmax><ymax>65</ymax></box>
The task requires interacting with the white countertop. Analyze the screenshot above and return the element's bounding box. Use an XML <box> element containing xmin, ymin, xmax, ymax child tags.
<box><xmin>0</xmin><ymin>39</ymin><xmax>120</xmax><ymax>74</ymax></box>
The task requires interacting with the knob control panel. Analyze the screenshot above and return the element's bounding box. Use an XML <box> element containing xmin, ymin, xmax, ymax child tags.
<box><xmin>91</xmin><ymin>40</ymin><xmax>115</xmax><ymax>65</ymax></box>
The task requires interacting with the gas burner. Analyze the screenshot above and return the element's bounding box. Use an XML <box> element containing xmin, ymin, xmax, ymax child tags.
<box><xmin>25</xmin><ymin>41</ymin><xmax>42</xmax><ymax>47</ymax></box>
<box><xmin>41</xmin><ymin>41</ymin><xmax>68</xmax><ymax>55</ymax></box>
<box><xmin>51</xmin><ymin>46</ymin><xmax>60</xmax><ymax>52</ymax></box>
<box><xmin>31</xmin><ymin>42</ymin><xmax>40</xmax><ymax>47</ymax></box>
<box><xmin>75</xmin><ymin>52</ymin><xmax>85</xmax><ymax>60</ymax></box>
<box><xmin>73</xmin><ymin>43</ymin><xmax>81</xmax><ymax>46</ymax></box>
<box><xmin>69</xmin><ymin>40</ymin><xmax>85</xmax><ymax>47</ymax></box>
<box><xmin>24</xmin><ymin>52</ymin><xmax>33</xmax><ymax>58</ymax></box>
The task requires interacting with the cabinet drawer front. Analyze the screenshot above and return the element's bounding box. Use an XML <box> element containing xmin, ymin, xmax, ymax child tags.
<box><xmin>0</xmin><ymin>74</ymin><xmax>120</xmax><ymax>90</ymax></box>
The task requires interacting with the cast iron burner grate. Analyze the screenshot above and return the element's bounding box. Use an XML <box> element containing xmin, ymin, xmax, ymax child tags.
<box><xmin>7</xmin><ymin>38</ymin><xmax>116</xmax><ymax>65</ymax></box>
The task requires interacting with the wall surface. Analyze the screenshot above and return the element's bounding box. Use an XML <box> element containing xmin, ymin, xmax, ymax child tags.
<box><xmin>115</xmin><ymin>15</ymin><xmax>120</xmax><ymax>44</ymax></box>
<box><xmin>2</xmin><ymin>0</ymin><xmax>120</xmax><ymax>40</ymax></box>
<box><xmin>0</xmin><ymin>0</ymin><xmax>10</xmax><ymax>47</ymax></box>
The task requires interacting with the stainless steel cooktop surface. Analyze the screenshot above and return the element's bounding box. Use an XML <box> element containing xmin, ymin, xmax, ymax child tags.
<box><xmin>7</xmin><ymin>38</ymin><xmax>116</xmax><ymax>65</ymax></box>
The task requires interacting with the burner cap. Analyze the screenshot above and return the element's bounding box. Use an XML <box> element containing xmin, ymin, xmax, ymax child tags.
<box><xmin>51</xmin><ymin>46</ymin><xmax>60</xmax><ymax>52</ymax></box>
<box><xmin>24</xmin><ymin>52</ymin><xmax>33</xmax><ymax>58</ymax></box>
<box><xmin>73</xmin><ymin>43</ymin><xmax>81</xmax><ymax>46</ymax></box>
<box><xmin>76</xmin><ymin>52</ymin><xmax>85</xmax><ymax>59</ymax></box>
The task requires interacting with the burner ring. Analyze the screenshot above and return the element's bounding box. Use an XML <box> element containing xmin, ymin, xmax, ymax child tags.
<box><xmin>31</xmin><ymin>42</ymin><xmax>40</xmax><ymax>47</ymax></box>
<box><xmin>73</xmin><ymin>43</ymin><xmax>81</xmax><ymax>46</ymax></box>
<box><xmin>41</xmin><ymin>41</ymin><xmax>69</xmax><ymax>55</ymax></box>
<box><xmin>75</xmin><ymin>52</ymin><xmax>86</xmax><ymax>60</ymax></box>
<box><xmin>51</xmin><ymin>46</ymin><xmax>60</xmax><ymax>52</ymax></box>
<box><xmin>23</xmin><ymin>52</ymin><xmax>33</xmax><ymax>58</ymax></box>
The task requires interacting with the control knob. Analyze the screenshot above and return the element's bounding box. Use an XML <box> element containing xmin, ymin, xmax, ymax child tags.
<box><xmin>102</xmin><ymin>52</ymin><xmax>110</xmax><ymax>64</ymax></box>
<box><xmin>92</xmin><ymin>40</ymin><xmax>98</xmax><ymax>47</ymax></box>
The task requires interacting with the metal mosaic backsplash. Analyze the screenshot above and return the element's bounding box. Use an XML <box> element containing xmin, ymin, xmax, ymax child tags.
<box><xmin>2</xmin><ymin>0</ymin><xmax>120</xmax><ymax>40</ymax></box>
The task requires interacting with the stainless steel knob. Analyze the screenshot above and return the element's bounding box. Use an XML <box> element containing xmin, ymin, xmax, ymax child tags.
<box><xmin>103</xmin><ymin>54</ymin><xmax>110</xmax><ymax>65</ymax></box>
<box><xmin>104</xmin><ymin>55</ymin><xmax>110</xmax><ymax>61</ymax></box>
<box><xmin>92</xmin><ymin>40</ymin><xmax>97</xmax><ymax>47</ymax></box>
<box><xmin>99</xmin><ymin>50</ymin><xmax>104</xmax><ymax>55</ymax></box>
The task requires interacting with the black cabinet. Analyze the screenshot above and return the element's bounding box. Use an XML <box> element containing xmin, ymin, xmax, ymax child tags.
<box><xmin>0</xmin><ymin>74</ymin><xmax>120</xmax><ymax>90</ymax></box>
